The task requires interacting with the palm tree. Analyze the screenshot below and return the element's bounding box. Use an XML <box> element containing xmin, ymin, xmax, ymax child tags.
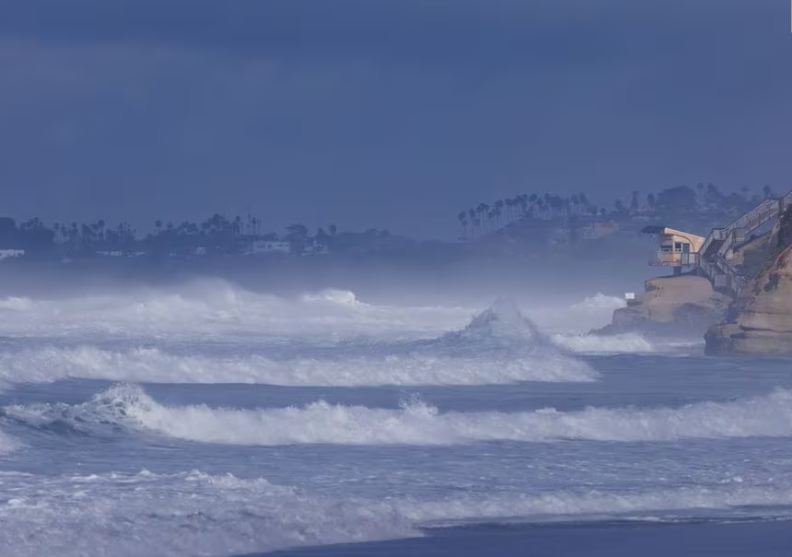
<box><xmin>458</xmin><ymin>210</ymin><xmax>467</xmax><ymax>236</ymax></box>
<box><xmin>630</xmin><ymin>191</ymin><xmax>640</xmax><ymax>214</ymax></box>
<box><xmin>476</xmin><ymin>204</ymin><xmax>490</xmax><ymax>233</ymax></box>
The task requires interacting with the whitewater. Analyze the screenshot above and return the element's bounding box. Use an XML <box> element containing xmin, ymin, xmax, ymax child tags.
<box><xmin>0</xmin><ymin>281</ymin><xmax>791</xmax><ymax>556</ymax></box>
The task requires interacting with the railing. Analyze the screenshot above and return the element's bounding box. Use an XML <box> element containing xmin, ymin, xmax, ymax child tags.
<box><xmin>783</xmin><ymin>190</ymin><xmax>792</xmax><ymax>213</ymax></box>
<box><xmin>651</xmin><ymin>251</ymin><xmax>699</xmax><ymax>266</ymax></box>
<box><xmin>693</xmin><ymin>191</ymin><xmax>791</xmax><ymax>297</ymax></box>
<box><xmin>723</xmin><ymin>198</ymin><xmax>779</xmax><ymax>235</ymax></box>
<box><xmin>698</xmin><ymin>228</ymin><xmax>724</xmax><ymax>259</ymax></box>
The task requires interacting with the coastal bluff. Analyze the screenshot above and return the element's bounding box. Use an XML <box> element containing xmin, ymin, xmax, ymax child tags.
<box><xmin>705</xmin><ymin>207</ymin><xmax>792</xmax><ymax>356</ymax></box>
<box><xmin>595</xmin><ymin>275</ymin><xmax>730</xmax><ymax>338</ymax></box>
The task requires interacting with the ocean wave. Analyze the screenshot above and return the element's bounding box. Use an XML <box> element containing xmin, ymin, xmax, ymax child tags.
<box><xmin>0</xmin><ymin>283</ymin><xmax>638</xmax><ymax>345</ymax></box>
<box><xmin>0</xmin><ymin>426</ymin><xmax>19</xmax><ymax>455</ymax></box>
<box><xmin>0</xmin><ymin>280</ymin><xmax>473</xmax><ymax>341</ymax></box>
<box><xmin>0</xmin><ymin>343</ymin><xmax>595</xmax><ymax>387</ymax></box>
<box><xmin>398</xmin><ymin>483</ymin><xmax>792</xmax><ymax>526</ymax></box>
<box><xmin>10</xmin><ymin>384</ymin><xmax>792</xmax><ymax>447</ymax></box>
<box><xmin>0</xmin><ymin>301</ymin><xmax>597</xmax><ymax>386</ymax></box>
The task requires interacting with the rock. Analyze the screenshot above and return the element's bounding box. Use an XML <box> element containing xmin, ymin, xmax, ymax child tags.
<box><xmin>594</xmin><ymin>275</ymin><xmax>731</xmax><ymax>338</ymax></box>
<box><xmin>705</xmin><ymin>206</ymin><xmax>792</xmax><ymax>356</ymax></box>
<box><xmin>705</xmin><ymin>246</ymin><xmax>792</xmax><ymax>356</ymax></box>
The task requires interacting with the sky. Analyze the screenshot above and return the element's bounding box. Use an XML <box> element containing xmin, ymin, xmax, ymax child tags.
<box><xmin>0</xmin><ymin>0</ymin><xmax>789</xmax><ymax>239</ymax></box>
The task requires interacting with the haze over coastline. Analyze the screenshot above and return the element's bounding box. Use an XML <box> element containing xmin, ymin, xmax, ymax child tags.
<box><xmin>0</xmin><ymin>2</ymin><xmax>790</xmax><ymax>556</ymax></box>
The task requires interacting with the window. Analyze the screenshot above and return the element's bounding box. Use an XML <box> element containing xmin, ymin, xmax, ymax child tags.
<box><xmin>674</xmin><ymin>242</ymin><xmax>683</xmax><ymax>252</ymax></box>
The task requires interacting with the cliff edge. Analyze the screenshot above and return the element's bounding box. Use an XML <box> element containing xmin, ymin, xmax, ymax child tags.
<box><xmin>705</xmin><ymin>206</ymin><xmax>792</xmax><ymax>356</ymax></box>
<box><xmin>595</xmin><ymin>274</ymin><xmax>731</xmax><ymax>339</ymax></box>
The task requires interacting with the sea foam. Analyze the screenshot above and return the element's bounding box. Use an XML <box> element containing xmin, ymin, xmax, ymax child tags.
<box><xmin>1</xmin><ymin>466</ymin><xmax>791</xmax><ymax>557</ymax></box>
<box><xmin>0</xmin><ymin>469</ymin><xmax>417</xmax><ymax>557</ymax></box>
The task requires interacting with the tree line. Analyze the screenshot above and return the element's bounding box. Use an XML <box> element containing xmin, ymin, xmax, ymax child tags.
<box><xmin>0</xmin><ymin>213</ymin><xmax>400</xmax><ymax>258</ymax></box>
<box><xmin>457</xmin><ymin>184</ymin><xmax>779</xmax><ymax>238</ymax></box>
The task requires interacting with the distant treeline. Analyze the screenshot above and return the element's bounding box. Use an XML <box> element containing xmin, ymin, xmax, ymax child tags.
<box><xmin>457</xmin><ymin>183</ymin><xmax>779</xmax><ymax>238</ymax></box>
<box><xmin>0</xmin><ymin>183</ymin><xmax>781</xmax><ymax>258</ymax></box>
<box><xmin>0</xmin><ymin>213</ymin><xmax>409</xmax><ymax>258</ymax></box>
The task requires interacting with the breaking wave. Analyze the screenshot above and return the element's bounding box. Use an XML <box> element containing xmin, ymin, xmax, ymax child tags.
<box><xmin>10</xmin><ymin>384</ymin><xmax>792</xmax><ymax>447</ymax></box>
<box><xmin>0</xmin><ymin>301</ymin><xmax>597</xmax><ymax>386</ymax></box>
<box><xmin>433</xmin><ymin>298</ymin><xmax>549</xmax><ymax>350</ymax></box>
<box><xmin>0</xmin><ymin>344</ymin><xmax>595</xmax><ymax>387</ymax></box>
<box><xmin>0</xmin><ymin>280</ymin><xmax>472</xmax><ymax>341</ymax></box>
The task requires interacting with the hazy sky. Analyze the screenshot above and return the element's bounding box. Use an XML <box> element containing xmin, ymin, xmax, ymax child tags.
<box><xmin>0</xmin><ymin>0</ymin><xmax>789</xmax><ymax>238</ymax></box>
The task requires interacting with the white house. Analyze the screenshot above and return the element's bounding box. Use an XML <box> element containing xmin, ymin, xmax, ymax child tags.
<box><xmin>0</xmin><ymin>249</ymin><xmax>25</xmax><ymax>261</ymax></box>
<box><xmin>246</xmin><ymin>240</ymin><xmax>291</xmax><ymax>255</ymax></box>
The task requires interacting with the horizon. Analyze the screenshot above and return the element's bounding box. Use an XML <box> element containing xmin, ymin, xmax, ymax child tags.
<box><xmin>0</xmin><ymin>180</ymin><xmax>784</xmax><ymax>242</ymax></box>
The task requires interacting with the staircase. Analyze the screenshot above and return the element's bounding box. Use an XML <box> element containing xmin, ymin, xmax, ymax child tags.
<box><xmin>698</xmin><ymin>191</ymin><xmax>792</xmax><ymax>296</ymax></box>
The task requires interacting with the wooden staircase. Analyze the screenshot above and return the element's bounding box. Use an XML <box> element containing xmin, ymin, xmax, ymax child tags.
<box><xmin>698</xmin><ymin>191</ymin><xmax>792</xmax><ymax>296</ymax></box>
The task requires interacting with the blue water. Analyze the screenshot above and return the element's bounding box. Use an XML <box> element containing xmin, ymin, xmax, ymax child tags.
<box><xmin>0</xmin><ymin>284</ymin><xmax>790</xmax><ymax>556</ymax></box>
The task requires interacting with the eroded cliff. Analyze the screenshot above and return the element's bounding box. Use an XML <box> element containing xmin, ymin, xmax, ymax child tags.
<box><xmin>705</xmin><ymin>206</ymin><xmax>792</xmax><ymax>356</ymax></box>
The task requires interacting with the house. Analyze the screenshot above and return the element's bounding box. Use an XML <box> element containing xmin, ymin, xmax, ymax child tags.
<box><xmin>0</xmin><ymin>249</ymin><xmax>25</xmax><ymax>261</ymax></box>
<box><xmin>246</xmin><ymin>240</ymin><xmax>291</xmax><ymax>255</ymax></box>
<box><xmin>642</xmin><ymin>225</ymin><xmax>706</xmax><ymax>274</ymax></box>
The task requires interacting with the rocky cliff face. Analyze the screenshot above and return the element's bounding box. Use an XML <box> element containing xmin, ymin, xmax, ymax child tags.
<box><xmin>705</xmin><ymin>206</ymin><xmax>792</xmax><ymax>356</ymax></box>
<box><xmin>595</xmin><ymin>275</ymin><xmax>731</xmax><ymax>339</ymax></box>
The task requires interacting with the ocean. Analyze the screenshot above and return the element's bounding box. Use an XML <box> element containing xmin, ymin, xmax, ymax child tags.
<box><xmin>0</xmin><ymin>279</ymin><xmax>791</xmax><ymax>556</ymax></box>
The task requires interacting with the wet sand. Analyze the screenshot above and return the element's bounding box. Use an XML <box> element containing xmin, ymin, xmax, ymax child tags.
<box><xmin>259</xmin><ymin>519</ymin><xmax>792</xmax><ymax>557</ymax></box>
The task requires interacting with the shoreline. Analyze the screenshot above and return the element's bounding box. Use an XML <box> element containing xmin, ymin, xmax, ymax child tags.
<box><xmin>258</xmin><ymin>518</ymin><xmax>792</xmax><ymax>557</ymax></box>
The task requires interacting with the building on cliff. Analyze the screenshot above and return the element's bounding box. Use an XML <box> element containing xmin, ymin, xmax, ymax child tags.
<box><xmin>642</xmin><ymin>190</ymin><xmax>792</xmax><ymax>298</ymax></box>
<box><xmin>641</xmin><ymin>226</ymin><xmax>706</xmax><ymax>275</ymax></box>
<box><xmin>593</xmin><ymin>190</ymin><xmax>792</xmax><ymax>344</ymax></box>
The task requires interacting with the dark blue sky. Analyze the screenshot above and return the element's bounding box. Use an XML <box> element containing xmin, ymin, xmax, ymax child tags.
<box><xmin>0</xmin><ymin>0</ymin><xmax>789</xmax><ymax>238</ymax></box>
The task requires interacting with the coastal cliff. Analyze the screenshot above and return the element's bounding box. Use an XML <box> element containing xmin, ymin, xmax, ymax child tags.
<box><xmin>705</xmin><ymin>207</ymin><xmax>792</xmax><ymax>356</ymax></box>
<box><xmin>595</xmin><ymin>275</ymin><xmax>731</xmax><ymax>338</ymax></box>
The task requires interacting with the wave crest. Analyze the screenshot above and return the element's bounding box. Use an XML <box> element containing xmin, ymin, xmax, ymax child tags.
<box><xmin>438</xmin><ymin>298</ymin><xmax>547</xmax><ymax>349</ymax></box>
<box><xmin>11</xmin><ymin>385</ymin><xmax>792</xmax><ymax>447</ymax></box>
